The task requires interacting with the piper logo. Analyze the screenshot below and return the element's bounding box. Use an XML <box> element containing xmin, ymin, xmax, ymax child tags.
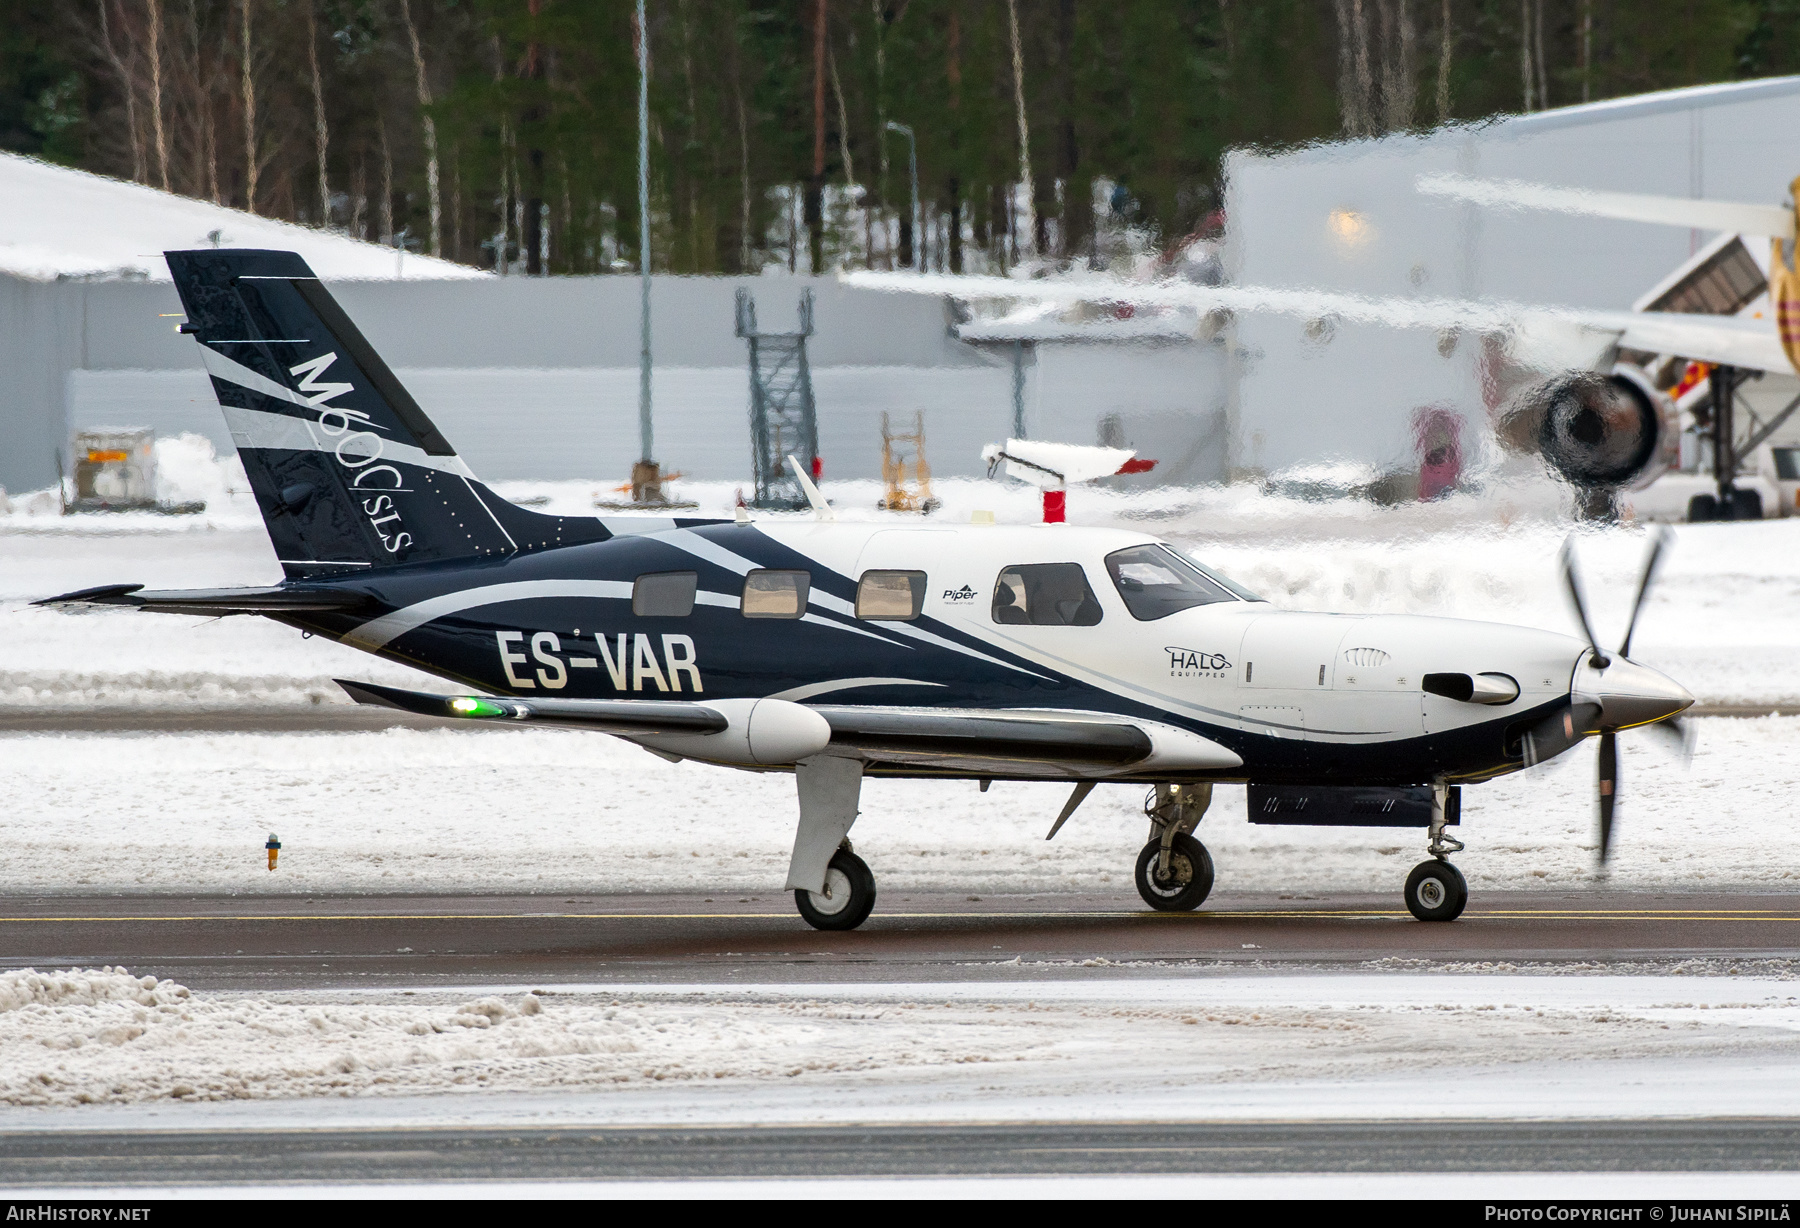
<box><xmin>942</xmin><ymin>584</ymin><xmax>978</xmax><ymax>603</ymax></box>
<box><xmin>1166</xmin><ymin>646</ymin><xmax>1231</xmax><ymax>678</ymax></box>
<box><xmin>288</xmin><ymin>353</ymin><xmax>414</xmax><ymax>555</ymax></box>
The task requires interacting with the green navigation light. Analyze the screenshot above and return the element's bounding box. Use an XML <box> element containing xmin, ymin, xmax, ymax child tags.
<box><xmin>449</xmin><ymin>696</ymin><xmax>505</xmax><ymax>717</ymax></box>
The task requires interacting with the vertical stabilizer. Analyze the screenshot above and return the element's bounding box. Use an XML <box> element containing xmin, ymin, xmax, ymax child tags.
<box><xmin>165</xmin><ymin>248</ymin><xmax>610</xmax><ymax>579</ymax></box>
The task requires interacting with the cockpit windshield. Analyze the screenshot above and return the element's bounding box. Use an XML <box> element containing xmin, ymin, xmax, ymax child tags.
<box><xmin>1104</xmin><ymin>544</ymin><xmax>1264</xmax><ymax>620</ymax></box>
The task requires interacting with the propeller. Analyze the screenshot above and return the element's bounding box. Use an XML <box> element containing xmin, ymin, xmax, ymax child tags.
<box><xmin>1540</xmin><ymin>527</ymin><xmax>1692</xmax><ymax>868</ymax></box>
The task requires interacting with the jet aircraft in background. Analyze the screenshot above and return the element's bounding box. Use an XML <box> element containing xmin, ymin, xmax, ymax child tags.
<box><xmin>847</xmin><ymin>178</ymin><xmax>1800</xmax><ymax>517</ymax></box>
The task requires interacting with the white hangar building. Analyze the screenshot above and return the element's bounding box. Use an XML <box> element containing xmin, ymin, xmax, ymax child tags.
<box><xmin>1221</xmin><ymin>76</ymin><xmax>1800</xmax><ymax>481</ymax></box>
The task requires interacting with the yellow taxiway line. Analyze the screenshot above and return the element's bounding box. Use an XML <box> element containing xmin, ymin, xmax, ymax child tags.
<box><xmin>0</xmin><ymin>908</ymin><xmax>1794</xmax><ymax>923</ymax></box>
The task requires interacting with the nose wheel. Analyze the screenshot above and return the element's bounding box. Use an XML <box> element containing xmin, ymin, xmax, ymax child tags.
<box><xmin>1134</xmin><ymin>833</ymin><xmax>1215</xmax><ymax>912</ymax></box>
<box><xmin>1404</xmin><ymin>859</ymin><xmax>1467</xmax><ymax>922</ymax></box>
<box><xmin>794</xmin><ymin>847</ymin><xmax>877</xmax><ymax>931</ymax></box>
<box><xmin>1403</xmin><ymin>781</ymin><xmax>1468</xmax><ymax>922</ymax></box>
<box><xmin>1132</xmin><ymin>783</ymin><xmax>1216</xmax><ymax>912</ymax></box>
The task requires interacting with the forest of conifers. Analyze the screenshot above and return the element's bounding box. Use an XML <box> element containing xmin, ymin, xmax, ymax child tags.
<box><xmin>3</xmin><ymin>1</ymin><xmax>1798</xmax><ymax>275</ymax></box>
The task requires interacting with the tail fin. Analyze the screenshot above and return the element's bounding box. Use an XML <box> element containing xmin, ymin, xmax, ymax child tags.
<box><xmin>166</xmin><ymin>249</ymin><xmax>612</xmax><ymax>579</ymax></box>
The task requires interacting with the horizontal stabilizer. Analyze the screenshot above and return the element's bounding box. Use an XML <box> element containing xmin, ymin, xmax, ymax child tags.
<box><xmin>36</xmin><ymin>584</ymin><xmax>369</xmax><ymax>615</ymax></box>
<box><xmin>336</xmin><ymin>680</ymin><xmax>730</xmax><ymax>735</ymax></box>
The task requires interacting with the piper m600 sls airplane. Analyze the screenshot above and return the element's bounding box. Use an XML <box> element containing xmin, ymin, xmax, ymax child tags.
<box><xmin>42</xmin><ymin>250</ymin><xmax>1696</xmax><ymax>929</ymax></box>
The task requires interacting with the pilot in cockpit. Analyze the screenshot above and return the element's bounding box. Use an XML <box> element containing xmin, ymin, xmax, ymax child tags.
<box><xmin>993</xmin><ymin>575</ymin><xmax>1030</xmax><ymax>624</ymax></box>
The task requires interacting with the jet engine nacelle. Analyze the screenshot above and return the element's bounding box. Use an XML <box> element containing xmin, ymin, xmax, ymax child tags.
<box><xmin>635</xmin><ymin>697</ymin><xmax>832</xmax><ymax>766</ymax></box>
<box><xmin>1502</xmin><ymin>365</ymin><xmax>1674</xmax><ymax>490</ymax></box>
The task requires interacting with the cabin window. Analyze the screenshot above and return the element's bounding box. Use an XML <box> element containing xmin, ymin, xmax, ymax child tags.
<box><xmin>992</xmin><ymin>563</ymin><xmax>1103</xmax><ymax>626</ymax></box>
<box><xmin>856</xmin><ymin>570</ymin><xmax>926</xmax><ymax>620</ymax></box>
<box><xmin>1104</xmin><ymin>545</ymin><xmax>1238</xmax><ymax>620</ymax></box>
<box><xmin>741</xmin><ymin>569</ymin><xmax>810</xmax><ymax>619</ymax></box>
<box><xmin>632</xmin><ymin>571</ymin><xmax>697</xmax><ymax>617</ymax></box>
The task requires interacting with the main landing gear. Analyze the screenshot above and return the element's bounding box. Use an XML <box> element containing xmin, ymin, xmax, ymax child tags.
<box><xmin>1405</xmin><ymin>782</ymin><xmax>1468</xmax><ymax>922</ymax></box>
<box><xmin>1134</xmin><ymin>784</ymin><xmax>1216</xmax><ymax>912</ymax></box>
<box><xmin>786</xmin><ymin>756</ymin><xmax>879</xmax><ymax>932</ymax></box>
<box><xmin>794</xmin><ymin>843</ymin><xmax>877</xmax><ymax>931</ymax></box>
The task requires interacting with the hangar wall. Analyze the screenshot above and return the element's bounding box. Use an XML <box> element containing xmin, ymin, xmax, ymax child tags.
<box><xmin>10</xmin><ymin>274</ymin><xmax>1227</xmax><ymax>492</ymax></box>
<box><xmin>1223</xmin><ymin>76</ymin><xmax>1800</xmax><ymax>478</ymax></box>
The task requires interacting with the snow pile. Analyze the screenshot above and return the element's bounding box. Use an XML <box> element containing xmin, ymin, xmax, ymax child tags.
<box><xmin>1</xmin><ymin>972</ymin><xmax>1795</xmax><ymax>1109</ymax></box>
<box><xmin>149</xmin><ymin>434</ymin><xmax>242</xmax><ymax>511</ymax></box>
<box><xmin>0</xmin><ymin>975</ymin><xmax>1029</xmax><ymax>1106</ymax></box>
<box><xmin>0</xmin><ymin>967</ymin><xmax>187</xmax><ymax>1014</ymax></box>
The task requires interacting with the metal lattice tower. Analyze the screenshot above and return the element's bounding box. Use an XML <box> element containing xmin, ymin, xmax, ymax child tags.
<box><xmin>736</xmin><ymin>287</ymin><xmax>818</xmax><ymax>509</ymax></box>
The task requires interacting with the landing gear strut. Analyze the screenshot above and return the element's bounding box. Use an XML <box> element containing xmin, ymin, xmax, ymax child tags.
<box><xmin>1405</xmin><ymin>781</ymin><xmax>1467</xmax><ymax>922</ymax></box>
<box><xmin>1134</xmin><ymin>784</ymin><xmax>1215</xmax><ymax>912</ymax></box>
<box><xmin>787</xmin><ymin>755</ymin><xmax>878</xmax><ymax>931</ymax></box>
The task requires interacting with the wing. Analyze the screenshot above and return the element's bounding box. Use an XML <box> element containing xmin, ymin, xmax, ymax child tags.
<box><xmin>1415</xmin><ymin>173</ymin><xmax>1797</xmax><ymax>241</ymax></box>
<box><xmin>337</xmin><ymin>682</ymin><xmax>1241</xmax><ymax>777</ymax></box>
<box><xmin>1606</xmin><ymin>311</ymin><xmax>1791</xmax><ymax>374</ymax></box>
<box><xmin>842</xmin><ymin>271</ymin><xmax>1798</xmax><ymax>376</ymax></box>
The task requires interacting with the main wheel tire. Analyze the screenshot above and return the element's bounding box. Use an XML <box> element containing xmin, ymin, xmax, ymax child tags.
<box><xmin>1134</xmin><ymin>833</ymin><xmax>1215</xmax><ymax>912</ymax></box>
<box><xmin>794</xmin><ymin>848</ymin><xmax>877</xmax><ymax>931</ymax></box>
<box><xmin>1732</xmin><ymin>487</ymin><xmax>1765</xmax><ymax>521</ymax></box>
<box><xmin>1687</xmin><ymin>493</ymin><xmax>1717</xmax><ymax>523</ymax></box>
<box><xmin>1404</xmin><ymin>859</ymin><xmax>1468</xmax><ymax>922</ymax></box>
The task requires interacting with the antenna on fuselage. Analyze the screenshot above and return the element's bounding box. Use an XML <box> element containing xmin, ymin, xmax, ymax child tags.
<box><xmin>786</xmin><ymin>454</ymin><xmax>836</xmax><ymax>521</ymax></box>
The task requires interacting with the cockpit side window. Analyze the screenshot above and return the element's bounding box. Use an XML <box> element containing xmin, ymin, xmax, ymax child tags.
<box><xmin>1104</xmin><ymin>545</ymin><xmax>1239</xmax><ymax>621</ymax></box>
<box><xmin>992</xmin><ymin>563</ymin><xmax>1103</xmax><ymax>626</ymax></box>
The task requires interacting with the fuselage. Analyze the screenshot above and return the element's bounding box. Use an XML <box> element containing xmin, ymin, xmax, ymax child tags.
<box><xmin>270</xmin><ymin>516</ymin><xmax>1655</xmax><ymax>787</ymax></box>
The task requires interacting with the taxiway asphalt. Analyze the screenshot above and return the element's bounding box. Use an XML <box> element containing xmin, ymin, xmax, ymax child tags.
<box><xmin>0</xmin><ymin>890</ymin><xmax>1794</xmax><ymax>989</ymax></box>
<box><xmin>2</xmin><ymin>1119</ymin><xmax>1797</xmax><ymax>1185</ymax></box>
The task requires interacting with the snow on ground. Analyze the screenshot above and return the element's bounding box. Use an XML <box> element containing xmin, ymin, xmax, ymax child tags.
<box><xmin>0</xmin><ymin>970</ymin><xmax>1796</xmax><ymax>1114</ymax></box>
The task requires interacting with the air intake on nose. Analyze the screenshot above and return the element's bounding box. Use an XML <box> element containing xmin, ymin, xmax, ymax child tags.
<box><xmin>1422</xmin><ymin>672</ymin><xmax>1520</xmax><ymax>705</ymax></box>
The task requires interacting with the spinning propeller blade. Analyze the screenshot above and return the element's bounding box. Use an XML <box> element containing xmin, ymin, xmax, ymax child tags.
<box><xmin>1520</xmin><ymin>701</ymin><xmax>1601</xmax><ymax>768</ymax></box>
<box><xmin>1554</xmin><ymin>530</ymin><xmax>1692</xmax><ymax>869</ymax></box>
<box><xmin>1644</xmin><ymin>714</ymin><xmax>1696</xmax><ymax>765</ymax></box>
<box><xmin>1596</xmin><ymin>730</ymin><xmax>1617</xmax><ymax>865</ymax></box>
<box><xmin>1558</xmin><ymin>536</ymin><xmax>1611</xmax><ymax>667</ymax></box>
<box><xmin>1619</xmin><ymin>526</ymin><xmax>1673</xmax><ymax>657</ymax></box>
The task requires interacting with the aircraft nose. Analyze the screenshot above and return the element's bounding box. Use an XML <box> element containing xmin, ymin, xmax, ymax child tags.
<box><xmin>1576</xmin><ymin>656</ymin><xmax>1694</xmax><ymax>730</ymax></box>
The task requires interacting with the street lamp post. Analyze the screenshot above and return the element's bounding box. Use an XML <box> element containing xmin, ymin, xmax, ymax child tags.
<box><xmin>633</xmin><ymin>0</ymin><xmax>659</xmax><ymax>502</ymax></box>
<box><xmin>884</xmin><ymin>120</ymin><xmax>920</xmax><ymax>272</ymax></box>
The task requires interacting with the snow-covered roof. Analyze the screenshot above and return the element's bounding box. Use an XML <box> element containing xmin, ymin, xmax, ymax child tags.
<box><xmin>0</xmin><ymin>151</ymin><xmax>490</xmax><ymax>282</ymax></box>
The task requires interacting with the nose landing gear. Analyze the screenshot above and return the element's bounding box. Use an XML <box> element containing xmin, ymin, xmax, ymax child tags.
<box><xmin>1405</xmin><ymin>781</ymin><xmax>1467</xmax><ymax>922</ymax></box>
<box><xmin>1134</xmin><ymin>784</ymin><xmax>1216</xmax><ymax>912</ymax></box>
